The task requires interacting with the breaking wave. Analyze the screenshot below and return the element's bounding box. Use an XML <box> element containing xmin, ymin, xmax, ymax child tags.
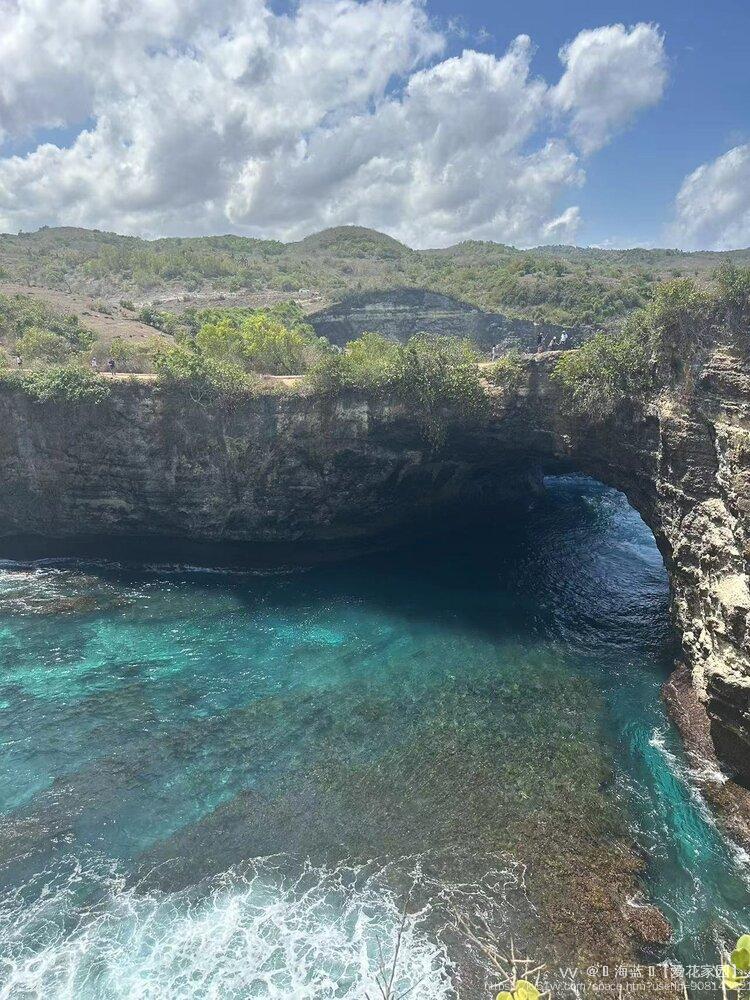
<box><xmin>0</xmin><ymin>851</ymin><xmax>525</xmax><ymax>1000</ymax></box>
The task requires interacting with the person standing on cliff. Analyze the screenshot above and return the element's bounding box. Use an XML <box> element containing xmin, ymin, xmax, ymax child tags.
<box><xmin>90</xmin><ymin>357</ymin><xmax>98</xmax><ymax>372</ymax></box>
<box><xmin>536</xmin><ymin>330</ymin><xmax>543</xmax><ymax>353</ymax></box>
<box><xmin>107</xmin><ymin>358</ymin><xmax>116</xmax><ymax>375</ymax></box>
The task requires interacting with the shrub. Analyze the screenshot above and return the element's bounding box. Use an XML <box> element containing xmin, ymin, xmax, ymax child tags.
<box><xmin>107</xmin><ymin>335</ymin><xmax>162</xmax><ymax>373</ymax></box>
<box><xmin>195</xmin><ymin>311</ymin><xmax>325</xmax><ymax>375</ymax></box>
<box><xmin>153</xmin><ymin>343</ymin><xmax>257</xmax><ymax>406</ymax></box>
<box><xmin>645</xmin><ymin>278</ymin><xmax>711</xmax><ymax>359</ymax></box>
<box><xmin>308</xmin><ymin>332</ymin><xmax>486</xmax><ymax>450</ymax></box>
<box><xmin>398</xmin><ymin>334</ymin><xmax>486</xmax><ymax>449</ymax></box>
<box><xmin>552</xmin><ymin>329</ymin><xmax>651</xmax><ymax>416</ymax></box>
<box><xmin>340</xmin><ymin>332</ymin><xmax>401</xmax><ymax>389</ymax></box>
<box><xmin>306</xmin><ymin>350</ymin><xmax>346</xmax><ymax>395</ymax></box>
<box><xmin>138</xmin><ymin>306</ymin><xmax>178</xmax><ymax>335</ymax></box>
<box><xmin>307</xmin><ymin>332</ymin><xmax>401</xmax><ymax>394</ymax></box>
<box><xmin>554</xmin><ymin>269</ymin><xmax>750</xmax><ymax>412</ymax></box>
<box><xmin>485</xmin><ymin>348</ymin><xmax>524</xmax><ymax>391</ymax></box>
<box><xmin>15</xmin><ymin>327</ymin><xmax>77</xmax><ymax>365</ymax></box>
<box><xmin>715</xmin><ymin>263</ymin><xmax>750</xmax><ymax>327</ymax></box>
<box><xmin>5</xmin><ymin>364</ymin><xmax>110</xmax><ymax>403</ymax></box>
<box><xmin>723</xmin><ymin>932</ymin><xmax>750</xmax><ymax>994</ymax></box>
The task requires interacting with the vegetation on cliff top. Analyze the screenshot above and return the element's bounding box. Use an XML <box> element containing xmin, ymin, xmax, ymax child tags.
<box><xmin>152</xmin><ymin>323</ymin><xmax>487</xmax><ymax>449</ymax></box>
<box><xmin>151</xmin><ymin>302</ymin><xmax>329</xmax><ymax>404</ymax></box>
<box><xmin>485</xmin><ymin>348</ymin><xmax>525</xmax><ymax>391</ymax></box>
<box><xmin>153</xmin><ymin>345</ymin><xmax>257</xmax><ymax>406</ymax></box>
<box><xmin>308</xmin><ymin>332</ymin><xmax>487</xmax><ymax>449</ymax></box>
<box><xmin>4</xmin><ymin>261</ymin><xmax>748</xmax><ymax>427</ymax></box>
<box><xmin>552</xmin><ymin>264</ymin><xmax>750</xmax><ymax>414</ymax></box>
<box><xmin>0</xmin><ymin>363</ymin><xmax>111</xmax><ymax>403</ymax></box>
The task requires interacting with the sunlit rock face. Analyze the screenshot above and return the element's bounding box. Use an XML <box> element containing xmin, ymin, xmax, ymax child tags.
<box><xmin>0</xmin><ymin>340</ymin><xmax>748</xmax><ymax>787</ymax></box>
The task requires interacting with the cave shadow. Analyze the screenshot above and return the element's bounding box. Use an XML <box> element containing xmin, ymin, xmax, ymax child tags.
<box><xmin>0</xmin><ymin>473</ymin><xmax>675</xmax><ymax>664</ymax></box>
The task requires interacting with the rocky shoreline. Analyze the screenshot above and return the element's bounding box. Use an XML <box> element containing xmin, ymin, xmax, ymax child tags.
<box><xmin>663</xmin><ymin>663</ymin><xmax>750</xmax><ymax>850</ymax></box>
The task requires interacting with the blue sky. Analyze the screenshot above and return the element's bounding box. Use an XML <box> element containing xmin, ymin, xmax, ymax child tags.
<box><xmin>0</xmin><ymin>0</ymin><xmax>748</xmax><ymax>249</ymax></box>
<box><xmin>427</xmin><ymin>0</ymin><xmax>750</xmax><ymax>246</ymax></box>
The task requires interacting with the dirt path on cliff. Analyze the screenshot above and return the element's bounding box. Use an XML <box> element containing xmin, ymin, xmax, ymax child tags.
<box><xmin>11</xmin><ymin>359</ymin><xmax>557</xmax><ymax>386</ymax></box>
<box><xmin>99</xmin><ymin>360</ymin><xmax>554</xmax><ymax>384</ymax></box>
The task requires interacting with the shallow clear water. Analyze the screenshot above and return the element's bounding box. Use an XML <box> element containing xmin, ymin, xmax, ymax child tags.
<box><xmin>0</xmin><ymin>476</ymin><xmax>748</xmax><ymax>998</ymax></box>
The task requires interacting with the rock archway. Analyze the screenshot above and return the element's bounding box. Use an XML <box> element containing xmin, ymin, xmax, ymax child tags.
<box><xmin>0</xmin><ymin>346</ymin><xmax>748</xmax><ymax>805</ymax></box>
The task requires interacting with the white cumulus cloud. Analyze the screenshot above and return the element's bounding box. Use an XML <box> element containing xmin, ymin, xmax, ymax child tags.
<box><xmin>670</xmin><ymin>145</ymin><xmax>750</xmax><ymax>250</ymax></box>
<box><xmin>551</xmin><ymin>23</ymin><xmax>667</xmax><ymax>154</ymax></box>
<box><xmin>0</xmin><ymin>2</ymin><xmax>668</xmax><ymax>246</ymax></box>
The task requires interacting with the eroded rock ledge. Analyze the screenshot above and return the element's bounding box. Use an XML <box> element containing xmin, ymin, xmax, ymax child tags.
<box><xmin>0</xmin><ymin>345</ymin><xmax>748</xmax><ymax>801</ymax></box>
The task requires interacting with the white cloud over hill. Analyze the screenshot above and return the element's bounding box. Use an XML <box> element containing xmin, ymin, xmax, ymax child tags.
<box><xmin>0</xmin><ymin>1</ymin><xmax>667</xmax><ymax>246</ymax></box>
<box><xmin>551</xmin><ymin>23</ymin><xmax>667</xmax><ymax>155</ymax></box>
<box><xmin>671</xmin><ymin>145</ymin><xmax>750</xmax><ymax>250</ymax></box>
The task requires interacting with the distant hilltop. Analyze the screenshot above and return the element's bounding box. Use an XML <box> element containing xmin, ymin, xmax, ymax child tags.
<box><xmin>2</xmin><ymin>223</ymin><xmax>749</xmax><ymax>332</ymax></box>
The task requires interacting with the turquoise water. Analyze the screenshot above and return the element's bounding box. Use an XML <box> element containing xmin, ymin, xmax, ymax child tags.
<box><xmin>0</xmin><ymin>476</ymin><xmax>748</xmax><ymax>998</ymax></box>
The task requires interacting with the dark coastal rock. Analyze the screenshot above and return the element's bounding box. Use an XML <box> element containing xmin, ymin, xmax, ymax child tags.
<box><xmin>0</xmin><ymin>338</ymin><xmax>748</xmax><ymax>813</ymax></box>
<box><xmin>624</xmin><ymin>899</ymin><xmax>673</xmax><ymax>949</ymax></box>
<box><xmin>663</xmin><ymin>664</ymin><xmax>750</xmax><ymax>846</ymax></box>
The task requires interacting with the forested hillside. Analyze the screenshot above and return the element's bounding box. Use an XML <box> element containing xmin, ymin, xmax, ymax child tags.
<box><xmin>2</xmin><ymin>225</ymin><xmax>749</xmax><ymax>330</ymax></box>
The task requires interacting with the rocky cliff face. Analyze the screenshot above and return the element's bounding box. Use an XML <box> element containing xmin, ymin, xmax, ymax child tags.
<box><xmin>656</xmin><ymin>346</ymin><xmax>750</xmax><ymax>784</ymax></box>
<box><xmin>519</xmin><ymin>345</ymin><xmax>750</xmax><ymax>795</ymax></box>
<box><xmin>0</xmin><ymin>345</ymin><xmax>748</xmax><ymax>797</ymax></box>
<box><xmin>0</xmin><ymin>382</ymin><xmax>538</xmax><ymax>550</ymax></box>
<box><xmin>308</xmin><ymin>288</ymin><xmax>579</xmax><ymax>352</ymax></box>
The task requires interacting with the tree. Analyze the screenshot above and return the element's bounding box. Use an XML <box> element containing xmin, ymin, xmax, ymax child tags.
<box><xmin>15</xmin><ymin>327</ymin><xmax>74</xmax><ymax>364</ymax></box>
<box><xmin>196</xmin><ymin>312</ymin><xmax>324</xmax><ymax>375</ymax></box>
<box><xmin>153</xmin><ymin>342</ymin><xmax>256</xmax><ymax>406</ymax></box>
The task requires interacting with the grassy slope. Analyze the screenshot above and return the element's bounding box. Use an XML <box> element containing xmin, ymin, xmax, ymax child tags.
<box><xmin>1</xmin><ymin>225</ymin><xmax>749</xmax><ymax>331</ymax></box>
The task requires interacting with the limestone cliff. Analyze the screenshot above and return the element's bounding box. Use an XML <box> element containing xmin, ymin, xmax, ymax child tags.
<box><xmin>308</xmin><ymin>288</ymin><xmax>579</xmax><ymax>352</ymax></box>
<box><xmin>0</xmin><ymin>346</ymin><xmax>748</xmax><ymax>798</ymax></box>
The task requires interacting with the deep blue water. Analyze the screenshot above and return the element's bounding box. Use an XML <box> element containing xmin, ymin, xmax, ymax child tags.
<box><xmin>0</xmin><ymin>476</ymin><xmax>748</xmax><ymax>998</ymax></box>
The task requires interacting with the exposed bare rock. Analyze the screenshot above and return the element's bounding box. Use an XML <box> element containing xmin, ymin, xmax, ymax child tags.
<box><xmin>308</xmin><ymin>288</ymin><xmax>578</xmax><ymax>352</ymax></box>
<box><xmin>663</xmin><ymin>664</ymin><xmax>750</xmax><ymax>846</ymax></box>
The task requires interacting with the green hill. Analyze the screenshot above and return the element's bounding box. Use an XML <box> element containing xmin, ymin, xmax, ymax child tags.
<box><xmin>1</xmin><ymin>224</ymin><xmax>749</xmax><ymax>329</ymax></box>
<box><xmin>293</xmin><ymin>226</ymin><xmax>410</xmax><ymax>259</ymax></box>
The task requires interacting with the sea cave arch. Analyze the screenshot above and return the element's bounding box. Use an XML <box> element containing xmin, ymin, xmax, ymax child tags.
<box><xmin>0</xmin><ymin>351</ymin><xmax>748</xmax><ymax>800</ymax></box>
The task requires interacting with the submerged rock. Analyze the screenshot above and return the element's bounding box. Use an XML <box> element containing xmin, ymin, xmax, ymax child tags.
<box><xmin>624</xmin><ymin>898</ymin><xmax>673</xmax><ymax>950</ymax></box>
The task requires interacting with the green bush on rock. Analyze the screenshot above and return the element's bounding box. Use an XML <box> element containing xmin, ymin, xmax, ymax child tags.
<box><xmin>195</xmin><ymin>311</ymin><xmax>324</xmax><ymax>375</ymax></box>
<box><xmin>308</xmin><ymin>332</ymin><xmax>487</xmax><ymax>450</ymax></box>
<box><xmin>552</xmin><ymin>267</ymin><xmax>750</xmax><ymax>415</ymax></box>
<box><xmin>551</xmin><ymin>329</ymin><xmax>651</xmax><ymax>416</ymax></box>
<box><xmin>485</xmin><ymin>348</ymin><xmax>525</xmax><ymax>391</ymax></box>
<box><xmin>153</xmin><ymin>343</ymin><xmax>258</xmax><ymax>406</ymax></box>
<box><xmin>2</xmin><ymin>364</ymin><xmax>111</xmax><ymax>404</ymax></box>
<box><xmin>724</xmin><ymin>933</ymin><xmax>750</xmax><ymax>995</ymax></box>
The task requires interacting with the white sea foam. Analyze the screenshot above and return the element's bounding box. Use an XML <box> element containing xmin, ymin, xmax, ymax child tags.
<box><xmin>0</xmin><ymin>558</ymin><xmax>305</xmax><ymax>578</ymax></box>
<box><xmin>0</xmin><ymin>851</ymin><xmax>531</xmax><ymax>1000</ymax></box>
<box><xmin>647</xmin><ymin>727</ymin><xmax>750</xmax><ymax>873</ymax></box>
